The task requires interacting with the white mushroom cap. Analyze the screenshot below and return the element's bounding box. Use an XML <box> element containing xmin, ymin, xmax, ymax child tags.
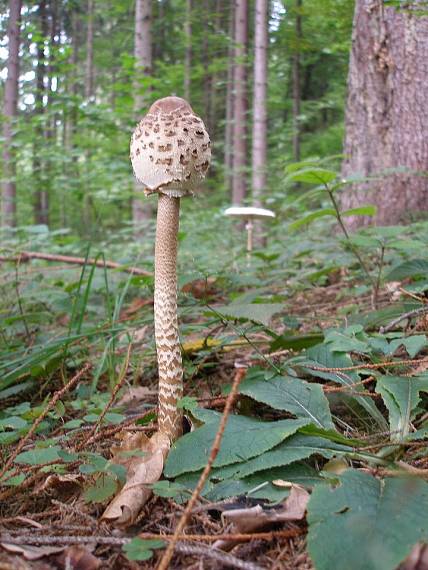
<box><xmin>224</xmin><ymin>206</ymin><xmax>276</xmax><ymax>219</ymax></box>
<box><xmin>130</xmin><ymin>96</ymin><xmax>211</xmax><ymax>198</ymax></box>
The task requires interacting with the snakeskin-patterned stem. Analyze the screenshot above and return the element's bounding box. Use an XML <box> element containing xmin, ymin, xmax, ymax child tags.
<box><xmin>154</xmin><ymin>193</ymin><xmax>183</xmax><ymax>442</ymax></box>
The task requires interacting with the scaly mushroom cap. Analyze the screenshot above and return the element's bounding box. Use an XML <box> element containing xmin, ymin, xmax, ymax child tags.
<box><xmin>130</xmin><ymin>96</ymin><xmax>211</xmax><ymax>197</ymax></box>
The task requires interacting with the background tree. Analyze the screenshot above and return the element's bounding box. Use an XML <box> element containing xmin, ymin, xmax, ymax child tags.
<box><xmin>2</xmin><ymin>0</ymin><xmax>22</xmax><ymax>228</ymax></box>
<box><xmin>341</xmin><ymin>0</ymin><xmax>428</xmax><ymax>229</ymax></box>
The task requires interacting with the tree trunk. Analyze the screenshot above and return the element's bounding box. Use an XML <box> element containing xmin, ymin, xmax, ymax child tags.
<box><xmin>292</xmin><ymin>0</ymin><xmax>302</xmax><ymax>162</ymax></box>
<box><xmin>184</xmin><ymin>0</ymin><xmax>192</xmax><ymax>101</ymax></box>
<box><xmin>224</xmin><ymin>2</ymin><xmax>235</xmax><ymax>196</ymax></box>
<box><xmin>133</xmin><ymin>0</ymin><xmax>153</xmax><ymax>226</ymax></box>
<box><xmin>2</xmin><ymin>0</ymin><xmax>22</xmax><ymax>228</ymax></box>
<box><xmin>232</xmin><ymin>0</ymin><xmax>248</xmax><ymax>205</ymax></box>
<box><xmin>252</xmin><ymin>0</ymin><xmax>268</xmax><ymax>207</ymax></box>
<box><xmin>85</xmin><ymin>0</ymin><xmax>95</xmax><ymax>99</ymax></box>
<box><xmin>341</xmin><ymin>0</ymin><xmax>428</xmax><ymax>229</ymax></box>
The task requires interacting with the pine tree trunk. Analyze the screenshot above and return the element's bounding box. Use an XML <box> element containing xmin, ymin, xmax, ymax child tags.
<box><xmin>341</xmin><ymin>0</ymin><xmax>428</xmax><ymax>229</ymax></box>
<box><xmin>292</xmin><ymin>0</ymin><xmax>302</xmax><ymax>162</ymax></box>
<box><xmin>133</xmin><ymin>0</ymin><xmax>153</xmax><ymax>226</ymax></box>
<box><xmin>232</xmin><ymin>0</ymin><xmax>248</xmax><ymax>205</ymax></box>
<box><xmin>2</xmin><ymin>0</ymin><xmax>22</xmax><ymax>228</ymax></box>
<box><xmin>184</xmin><ymin>0</ymin><xmax>192</xmax><ymax>101</ymax></box>
<box><xmin>224</xmin><ymin>2</ymin><xmax>235</xmax><ymax>196</ymax></box>
<box><xmin>85</xmin><ymin>0</ymin><xmax>95</xmax><ymax>99</ymax></box>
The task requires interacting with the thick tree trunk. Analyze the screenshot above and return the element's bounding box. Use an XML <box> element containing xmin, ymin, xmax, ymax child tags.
<box><xmin>341</xmin><ymin>0</ymin><xmax>428</xmax><ymax>229</ymax></box>
<box><xmin>232</xmin><ymin>0</ymin><xmax>248</xmax><ymax>205</ymax></box>
<box><xmin>133</xmin><ymin>0</ymin><xmax>153</xmax><ymax>226</ymax></box>
<box><xmin>224</xmin><ymin>2</ymin><xmax>235</xmax><ymax>196</ymax></box>
<box><xmin>252</xmin><ymin>0</ymin><xmax>268</xmax><ymax>207</ymax></box>
<box><xmin>85</xmin><ymin>0</ymin><xmax>95</xmax><ymax>99</ymax></box>
<box><xmin>292</xmin><ymin>0</ymin><xmax>302</xmax><ymax>162</ymax></box>
<box><xmin>2</xmin><ymin>0</ymin><xmax>22</xmax><ymax>228</ymax></box>
<box><xmin>34</xmin><ymin>0</ymin><xmax>49</xmax><ymax>226</ymax></box>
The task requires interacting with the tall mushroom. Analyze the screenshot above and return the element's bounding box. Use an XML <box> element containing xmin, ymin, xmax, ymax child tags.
<box><xmin>130</xmin><ymin>97</ymin><xmax>211</xmax><ymax>442</ymax></box>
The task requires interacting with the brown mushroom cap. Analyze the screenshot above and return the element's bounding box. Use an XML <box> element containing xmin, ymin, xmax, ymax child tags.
<box><xmin>130</xmin><ymin>96</ymin><xmax>211</xmax><ymax>197</ymax></box>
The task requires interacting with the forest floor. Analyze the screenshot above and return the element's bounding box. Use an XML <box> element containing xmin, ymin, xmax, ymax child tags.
<box><xmin>1</xmin><ymin>220</ymin><xmax>428</xmax><ymax>569</ymax></box>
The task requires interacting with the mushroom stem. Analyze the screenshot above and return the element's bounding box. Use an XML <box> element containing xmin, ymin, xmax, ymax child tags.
<box><xmin>154</xmin><ymin>193</ymin><xmax>183</xmax><ymax>442</ymax></box>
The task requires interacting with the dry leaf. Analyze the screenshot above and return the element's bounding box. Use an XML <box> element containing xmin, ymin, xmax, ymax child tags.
<box><xmin>58</xmin><ymin>546</ymin><xmax>101</xmax><ymax>570</ymax></box>
<box><xmin>38</xmin><ymin>473</ymin><xmax>84</xmax><ymax>499</ymax></box>
<box><xmin>181</xmin><ymin>277</ymin><xmax>217</xmax><ymax>299</ymax></box>
<box><xmin>116</xmin><ymin>386</ymin><xmax>157</xmax><ymax>408</ymax></box>
<box><xmin>1</xmin><ymin>543</ymin><xmax>64</xmax><ymax>561</ymax></box>
<box><xmin>214</xmin><ymin>484</ymin><xmax>310</xmax><ymax>551</ymax></box>
<box><xmin>102</xmin><ymin>431</ymin><xmax>170</xmax><ymax>526</ymax></box>
<box><xmin>120</xmin><ymin>297</ymin><xmax>153</xmax><ymax>320</ymax></box>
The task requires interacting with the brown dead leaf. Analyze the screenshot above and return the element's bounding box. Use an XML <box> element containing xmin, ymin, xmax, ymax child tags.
<box><xmin>37</xmin><ymin>474</ymin><xmax>84</xmax><ymax>499</ymax></box>
<box><xmin>120</xmin><ymin>297</ymin><xmax>153</xmax><ymax>320</ymax></box>
<box><xmin>116</xmin><ymin>386</ymin><xmax>157</xmax><ymax>408</ymax></box>
<box><xmin>181</xmin><ymin>277</ymin><xmax>217</xmax><ymax>299</ymax></box>
<box><xmin>214</xmin><ymin>484</ymin><xmax>310</xmax><ymax>551</ymax></box>
<box><xmin>102</xmin><ymin>431</ymin><xmax>170</xmax><ymax>526</ymax></box>
<box><xmin>1</xmin><ymin>544</ymin><xmax>64</xmax><ymax>561</ymax></box>
<box><xmin>57</xmin><ymin>546</ymin><xmax>101</xmax><ymax>570</ymax></box>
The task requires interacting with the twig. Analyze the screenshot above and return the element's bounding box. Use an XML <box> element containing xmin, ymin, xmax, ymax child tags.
<box><xmin>75</xmin><ymin>345</ymin><xmax>132</xmax><ymax>450</ymax></box>
<box><xmin>157</xmin><ymin>367</ymin><xmax>247</xmax><ymax>570</ymax></box>
<box><xmin>306</xmin><ymin>357</ymin><xmax>428</xmax><ymax>372</ymax></box>
<box><xmin>0</xmin><ymin>250</ymin><xmax>152</xmax><ymax>276</ymax></box>
<box><xmin>174</xmin><ymin>542</ymin><xmax>264</xmax><ymax>570</ymax></box>
<box><xmin>380</xmin><ymin>306</ymin><xmax>428</xmax><ymax>333</ymax></box>
<box><xmin>0</xmin><ymin>363</ymin><xmax>91</xmax><ymax>482</ymax></box>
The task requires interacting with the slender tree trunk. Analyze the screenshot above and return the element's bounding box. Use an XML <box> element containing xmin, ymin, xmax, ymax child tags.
<box><xmin>292</xmin><ymin>0</ymin><xmax>302</xmax><ymax>162</ymax></box>
<box><xmin>184</xmin><ymin>0</ymin><xmax>192</xmax><ymax>101</ymax></box>
<box><xmin>85</xmin><ymin>0</ymin><xmax>95</xmax><ymax>99</ymax></box>
<box><xmin>252</xmin><ymin>0</ymin><xmax>268</xmax><ymax>206</ymax></box>
<box><xmin>341</xmin><ymin>0</ymin><xmax>428</xmax><ymax>229</ymax></box>
<box><xmin>232</xmin><ymin>0</ymin><xmax>248</xmax><ymax>205</ymax></box>
<box><xmin>202</xmin><ymin>0</ymin><xmax>212</xmax><ymax>133</ymax></box>
<box><xmin>34</xmin><ymin>0</ymin><xmax>49</xmax><ymax>226</ymax></box>
<box><xmin>224</xmin><ymin>2</ymin><xmax>235</xmax><ymax>195</ymax></box>
<box><xmin>133</xmin><ymin>0</ymin><xmax>153</xmax><ymax>226</ymax></box>
<box><xmin>2</xmin><ymin>0</ymin><xmax>22</xmax><ymax>228</ymax></box>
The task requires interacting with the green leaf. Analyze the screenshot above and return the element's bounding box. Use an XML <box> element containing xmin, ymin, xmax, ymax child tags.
<box><xmin>123</xmin><ymin>538</ymin><xmax>165</xmax><ymax>562</ymax></box>
<box><xmin>270</xmin><ymin>333</ymin><xmax>324</xmax><ymax>351</ymax></box>
<box><xmin>210</xmin><ymin>303</ymin><xmax>285</xmax><ymax>326</ymax></box>
<box><xmin>289</xmin><ymin>208</ymin><xmax>337</xmax><ymax>231</ymax></box>
<box><xmin>287</xmin><ymin>167</ymin><xmax>337</xmax><ymax>185</ymax></box>
<box><xmin>386</xmin><ymin>259</ymin><xmax>428</xmax><ymax>282</ymax></box>
<box><xmin>150</xmin><ymin>480</ymin><xmax>189</xmax><ymax>500</ymax></box>
<box><xmin>341</xmin><ymin>205</ymin><xmax>377</xmax><ymax>217</ymax></box>
<box><xmin>0</xmin><ymin>416</ymin><xmax>28</xmax><ymax>430</ymax></box>
<box><xmin>164</xmin><ymin>410</ymin><xmax>309</xmax><ymax>478</ymax></box>
<box><xmin>239</xmin><ymin>368</ymin><xmax>334</xmax><ymax>429</ymax></box>
<box><xmin>307</xmin><ymin>469</ymin><xmax>428</xmax><ymax>570</ymax></box>
<box><xmin>84</xmin><ymin>474</ymin><xmax>118</xmax><ymax>503</ymax></box>
<box><xmin>15</xmin><ymin>446</ymin><xmax>62</xmax><ymax>465</ymax></box>
<box><xmin>389</xmin><ymin>335</ymin><xmax>427</xmax><ymax>358</ymax></box>
<box><xmin>375</xmin><ymin>375</ymin><xmax>428</xmax><ymax>440</ymax></box>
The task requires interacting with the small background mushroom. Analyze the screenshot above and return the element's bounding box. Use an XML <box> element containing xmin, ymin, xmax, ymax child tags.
<box><xmin>224</xmin><ymin>206</ymin><xmax>276</xmax><ymax>259</ymax></box>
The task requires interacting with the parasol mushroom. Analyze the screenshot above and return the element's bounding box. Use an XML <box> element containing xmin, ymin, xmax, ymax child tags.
<box><xmin>130</xmin><ymin>96</ymin><xmax>211</xmax><ymax>442</ymax></box>
<box><xmin>224</xmin><ymin>206</ymin><xmax>275</xmax><ymax>256</ymax></box>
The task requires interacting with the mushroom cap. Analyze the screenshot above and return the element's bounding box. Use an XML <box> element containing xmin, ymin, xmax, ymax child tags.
<box><xmin>224</xmin><ymin>206</ymin><xmax>276</xmax><ymax>219</ymax></box>
<box><xmin>130</xmin><ymin>96</ymin><xmax>211</xmax><ymax>198</ymax></box>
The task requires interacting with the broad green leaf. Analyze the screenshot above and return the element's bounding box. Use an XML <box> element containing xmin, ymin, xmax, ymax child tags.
<box><xmin>289</xmin><ymin>208</ymin><xmax>337</xmax><ymax>231</ymax></box>
<box><xmin>386</xmin><ymin>259</ymin><xmax>428</xmax><ymax>282</ymax></box>
<box><xmin>303</xmin><ymin>344</ymin><xmax>387</xmax><ymax>428</ymax></box>
<box><xmin>84</xmin><ymin>474</ymin><xmax>118</xmax><ymax>503</ymax></box>
<box><xmin>287</xmin><ymin>167</ymin><xmax>337</xmax><ymax>185</ymax></box>
<box><xmin>375</xmin><ymin>375</ymin><xmax>428</xmax><ymax>440</ymax></box>
<box><xmin>270</xmin><ymin>333</ymin><xmax>324</xmax><ymax>351</ymax></box>
<box><xmin>123</xmin><ymin>538</ymin><xmax>165</xmax><ymax>562</ymax></box>
<box><xmin>389</xmin><ymin>335</ymin><xmax>427</xmax><ymax>358</ymax></box>
<box><xmin>210</xmin><ymin>303</ymin><xmax>284</xmax><ymax>326</ymax></box>
<box><xmin>341</xmin><ymin>205</ymin><xmax>377</xmax><ymax>217</ymax></box>
<box><xmin>164</xmin><ymin>410</ymin><xmax>309</xmax><ymax>478</ymax></box>
<box><xmin>212</xmin><ymin>434</ymin><xmax>353</xmax><ymax>480</ymax></box>
<box><xmin>15</xmin><ymin>446</ymin><xmax>62</xmax><ymax>465</ymax></box>
<box><xmin>0</xmin><ymin>416</ymin><xmax>28</xmax><ymax>430</ymax></box>
<box><xmin>239</xmin><ymin>368</ymin><xmax>334</xmax><ymax>429</ymax></box>
<box><xmin>308</xmin><ymin>469</ymin><xmax>428</xmax><ymax>570</ymax></box>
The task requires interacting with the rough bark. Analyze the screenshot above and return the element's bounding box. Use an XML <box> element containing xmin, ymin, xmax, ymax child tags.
<box><xmin>133</xmin><ymin>0</ymin><xmax>153</xmax><ymax>225</ymax></box>
<box><xmin>341</xmin><ymin>0</ymin><xmax>428</xmax><ymax>229</ymax></box>
<box><xmin>232</xmin><ymin>0</ymin><xmax>248</xmax><ymax>205</ymax></box>
<box><xmin>252</xmin><ymin>0</ymin><xmax>268</xmax><ymax>206</ymax></box>
<box><xmin>292</xmin><ymin>0</ymin><xmax>302</xmax><ymax>162</ymax></box>
<box><xmin>2</xmin><ymin>0</ymin><xmax>22</xmax><ymax>228</ymax></box>
<box><xmin>224</xmin><ymin>1</ymin><xmax>235</xmax><ymax>196</ymax></box>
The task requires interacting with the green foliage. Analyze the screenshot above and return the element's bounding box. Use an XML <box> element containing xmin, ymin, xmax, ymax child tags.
<box><xmin>123</xmin><ymin>538</ymin><xmax>165</xmax><ymax>562</ymax></box>
<box><xmin>308</xmin><ymin>470</ymin><xmax>428</xmax><ymax>570</ymax></box>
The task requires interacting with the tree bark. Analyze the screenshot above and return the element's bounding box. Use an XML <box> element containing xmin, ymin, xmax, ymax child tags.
<box><xmin>224</xmin><ymin>1</ymin><xmax>235</xmax><ymax>196</ymax></box>
<box><xmin>133</xmin><ymin>0</ymin><xmax>153</xmax><ymax>226</ymax></box>
<box><xmin>184</xmin><ymin>0</ymin><xmax>192</xmax><ymax>101</ymax></box>
<box><xmin>252</xmin><ymin>0</ymin><xmax>268</xmax><ymax>207</ymax></box>
<box><xmin>2</xmin><ymin>0</ymin><xmax>22</xmax><ymax>228</ymax></box>
<box><xmin>232</xmin><ymin>0</ymin><xmax>248</xmax><ymax>205</ymax></box>
<box><xmin>341</xmin><ymin>0</ymin><xmax>428</xmax><ymax>229</ymax></box>
<box><xmin>85</xmin><ymin>0</ymin><xmax>95</xmax><ymax>99</ymax></box>
<box><xmin>292</xmin><ymin>0</ymin><xmax>302</xmax><ymax>162</ymax></box>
